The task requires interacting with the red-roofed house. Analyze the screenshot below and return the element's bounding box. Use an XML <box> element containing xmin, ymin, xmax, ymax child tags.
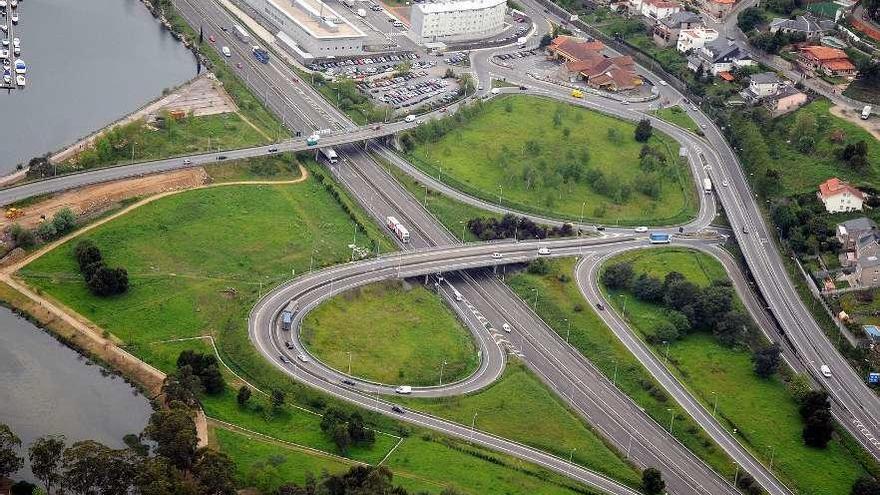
<box><xmin>798</xmin><ymin>46</ymin><xmax>858</xmax><ymax>78</ymax></box>
<box><xmin>630</xmin><ymin>0</ymin><xmax>681</xmax><ymax>19</ymax></box>
<box><xmin>818</xmin><ymin>177</ymin><xmax>865</xmax><ymax>213</ymax></box>
<box><xmin>547</xmin><ymin>36</ymin><xmax>606</xmax><ymax>63</ymax></box>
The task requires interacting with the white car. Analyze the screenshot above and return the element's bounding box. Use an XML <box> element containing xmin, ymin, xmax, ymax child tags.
<box><xmin>405</xmin><ymin>114</ymin><xmax>415</xmax><ymax>122</ymax></box>
<box><xmin>820</xmin><ymin>364</ymin><xmax>832</xmax><ymax>378</ymax></box>
<box><xmin>634</xmin><ymin>226</ymin><xmax>648</xmax><ymax>233</ymax></box>
<box><xmin>722</xmin><ymin>179</ymin><xmax>729</xmax><ymax>187</ymax></box>
<box><xmin>502</xmin><ymin>323</ymin><xmax>512</xmax><ymax>333</ymax></box>
<box><xmin>537</xmin><ymin>247</ymin><xmax>551</xmax><ymax>256</ymax></box>
<box><xmin>297</xmin><ymin>353</ymin><xmax>310</xmax><ymax>363</ymax></box>
<box><xmin>221</xmin><ymin>46</ymin><xmax>231</xmax><ymax>57</ymax></box>
<box><xmin>182</xmin><ymin>159</ymin><xmax>192</xmax><ymax>165</ymax></box>
<box><xmin>659</xmin><ymin>80</ymin><xmax>668</xmax><ymax>86</ymax></box>
<box><xmin>395</xmin><ymin>385</ymin><xmax>412</xmax><ymax>395</ymax></box>
<box><xmin>491</xmin><ymin>252</ymin><xmax>503</xmax><ymax>259</ymax></box>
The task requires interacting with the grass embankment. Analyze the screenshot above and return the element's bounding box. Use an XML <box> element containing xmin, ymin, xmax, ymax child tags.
<box><xmin>378</xmin><ymin>155</ymin><xmax>503</xmax><ymax>242</ymax></box>
<box><xmin>400</xmin><ymin>361</ymin><xmax>641</xmax><ymax>487</ymax></box>
<box><xmin>65</xmin><ymin>113</ymin><xmax>270</xmax><ymax>172</ymax></box>
<box><xmin>506</xmin><ymin>258</ymin><xmax>738</xmax><ymax>481</ymax></box>
<box><xmin>652</xmin><ymin>106</ymin><xmax>699</xmax><ymax>133</ymax></box>
<box><xmin>601</xmin><ymin>248</ymin><xmax>874</xmax><ymax>495</ymax></box>
<box><xmin>302</xmin><ymin>280</ymin><xmax>479</xmax><ymax>386</ymax></box>
<box><xmin>17</xmin><ymin>160</ymin><xmax>607</xmax><ymax>494</ymax></box>
<box><xmin>405</xmin><ymin>95</ymin><xmax>697</xmax><ymax>226</ymax></box>
<box><xmin>204</xmin><ymin>153</ymin><xmax>303</xmax><ymax>183</ymax></box>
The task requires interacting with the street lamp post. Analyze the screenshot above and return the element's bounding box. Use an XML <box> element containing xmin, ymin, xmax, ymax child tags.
<box><xmin>568</xmin><ymin>447</ymin><xmax>576</xmax><ymax>464</ymax></box>
<box><xmin>580</xmin><ymin>201</ymin><xmax>586</xmax><ymax>223</ymax></box>
<box><xmin>497</xmin><ymin>184</ymin><xmax>503</xmax><ymax>205</ymax></box>
<box><xmin>619</xmin><ymin>294</ymin><xmax>627</xmax><ymax>316</ymax></box>
<box><xmin>459</xmin><ymin>221</ymin><xmax>466</xmax><ymax>243</ymax></box>
<box><xmin>711</xmin><ymin>391</ymin><xmax>719</xmax><ymax>418</ymax></box>
<box><xmin>440</xmin><ymin>360</ymin><xmax>447</xmax><ymax>386</ymax></box>
<box><xmin>347</xmin><ymin>351</ymin><xmax>352</xmax><ymax>375</ymax></box>
<box><xmin>667</xmin><ymin>408</ymin><xmax>676</xmax><ymax>432</ymax></box>
<box><xmin>470</xmin><ymin>412</ymin><xmax>478</xmax><ymax>442</ymax></box>
<box><xmin>768</xmin><ymin>445</ymin><xmax>775</xmax><ymax>470</ymax></box>
<box><xmin>613</xmin><ymin>359</ymin><xmax>619</xmax><ymax>386</ymax></box>
<box><xmin>531</xmin><ymin>288</ymin><xmax>538</xmax><ymax>308</ymax></box>
<box><xmin>565</xmin><ymin>318</ymin><xmax>571</xmax><ymax>343</ymax></box>
<box><xmin>663</xmin><ymin>340</ymin><xmax>670</xmax><ymax>364</ymax></box>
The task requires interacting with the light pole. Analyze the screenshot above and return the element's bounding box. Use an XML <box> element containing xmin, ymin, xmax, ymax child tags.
<box><xmin>565</xmin><ymin>318</ymin><xmax>571</xmax><ymax>343</ymax></box>
<box><xmin>497</xmin><ymin>184</ymin><xmax>503</xmax><ymax>205</ymax></box>
<box><xmin>667</xmin><ymin>408</ymin><xmax>676</xmax><ymax>432</ymax></box>
<box><xmin>531</xmin><ymin>288</ymin><xmax>538</xmax><ymax>308</ymax></box>
<box><xmin>711</xmin><ymin>391</ymin><xmax>718</xmax><ymax>418</ymax></box>
<box><xmin>580</xmin><ymin>201</ymin><xmax>586</xmax><ymax>223</ymax></box>
<box><xmin>459</xmin><ymin>221</ymin><xmax>466</xmax><ymax>243</ymax></box>
<box><xmin>347</xmin><ymin>351</ymin><xmax>352</xmax><ymax>375</ymax></box>
<box><xmin>470</xmin><ymin>412</ymin><xmax>478</xmax><ymax>442</ymax></box>
<box><xmin>440</xmin><ymin>359</ymin><xmax>448</xmax><ymax>386</ymax></box>
<box><xmin>768</xmin><ymin>445</ymin><xmax>775</xmax><ymax>470</ymax></box>
<box><xmin>663</xmin><ymin>340</ymin><xmax>670</xmax><ymax>364</ymax></box>
<box><xmin>612</xmin><ymin>359</ymin><xmax>619</xmax><ymax>386</ymax></box>
<box><xmin>568</xmin><ymin>447</ymin><xmax>576</xmax><ymax>463</ymax></box>
<box><xmin>619</xmin><ymin>294</ymin><xmax>627</xmax><ymax>316</ymax></box>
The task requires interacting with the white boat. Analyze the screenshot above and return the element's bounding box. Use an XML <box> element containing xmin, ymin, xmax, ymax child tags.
<box><xmin>0</xmin><ymin>25</ymin><xmax>7</xmax><ymax>32</ymax></box>
<box><xmin>13</xmin><ymin>58</ymin><xmax>24</xmax><ymax>74</ymax></box>
<box><xmin>11</xmin><ymin>13</ymin><xmax>18</xmax><ymax>24</ymax></box>
<box><xmin>10</xmin><ymin>0</ymin><xmax>17</xmax><ymax>8</ymax></box>
<box><xmin>0</xmin><ymin>1</ymin><xmax>8</xmax><ymax>8</ymax></box>
<box><xmin>12</xmin><ymin>37</ymin><xmax>18</xmax><ymax>48</ymax></box>
<box><xmin>1</xmin><ymin>39</ymin><xmax>7</xmax><ymax>47</ymax></box>
<box><xmin>3</xmin><ymin>73</ymin><xmax>10</xmax><ymax>85</ymax></box>
<box><xmin>15</xmin><ymin>74</ymin><xmax>24</xmax><ymax>87</ymax></box>
<box><xmin>12</xmin><ymin>45</ymin><xmax>18</xmax><ymax>56</ymax></box>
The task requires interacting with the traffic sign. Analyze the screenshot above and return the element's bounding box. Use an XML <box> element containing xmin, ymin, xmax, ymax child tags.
<box><xmin>868</xmin><ymin>372</ymin><xmax>880</xmax><ymax>384</ymax></box>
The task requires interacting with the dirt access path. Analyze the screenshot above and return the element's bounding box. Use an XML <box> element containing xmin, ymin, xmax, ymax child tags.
<box><xmin>0</xmin><ymin>165</ymin><xmax>308</xmax><ymax>447</ymax></box>
<box><xmin>829</xmin><ymin>104</ymin><xmax>880</xmax><ymax>142</ymax></box>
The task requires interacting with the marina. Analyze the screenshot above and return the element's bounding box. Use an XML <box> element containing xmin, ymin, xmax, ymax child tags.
<box><xmin>0</xmin><ymin>0</ymin><xmax>22</xmax><ymax>90</ymax></box>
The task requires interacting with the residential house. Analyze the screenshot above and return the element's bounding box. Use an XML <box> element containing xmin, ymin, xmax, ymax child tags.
<box><xmin>797</xmin><ymin>45</ymin><xmax>857</xmax><ymax>78</ymax></box>
<box><xmin>769</xmin><ymin>14</ymin><xmax>836</xmax><ymax>39</ymax></box>
<box><xmin>837</xmin><ymin>217</ymin><xmax>877</xmax><ymax>250</ymax></box>
<box><xmin>746</xmin><ymin>71</ymin><xmax>781</xmax><ymax>98</ymax></box>
<box><xmin>763</xmin><ymin>84</ymin><xmax>808</xmax><ymax>115</ymax></box>
<box><xmin>549</xmin><ymin>36</ymin><xmax>643</xmax><ymax>91</ymax></box>
<box><xmin>653</xmin><ymin>11</ymin><xmax>703</xmax><ymax>47</ymax></box>
<box><xmin>818</xmin><ymin>177</ymin><xmax>865</xmax><ymax>213</ymax></box>
<box><xmin>630</xmin><ymin>0</ymin><xmax>681</xmax><ymax>19</ymax></box>
<box><xmin>704</xmin><ymin>0</ymin><xmax>735</xmax><ymax>18</ymax></box>
<box><xmin>686</xmin><ymin>38</ymin><xmax>754</xmax><ymax>76</ymax></box>
<box><xmin>676</xmin><ymin>27</ymin><xmax>719</xmax><ymax>53</ymax></box>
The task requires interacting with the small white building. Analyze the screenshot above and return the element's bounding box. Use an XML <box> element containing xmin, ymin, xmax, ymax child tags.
<box><xmin>411</xmin><ymin>0</ymin><xmax>507</xmax><ymax>44</ymax></box>
<box><xmin>747</xmin><ymin>72</ymin><xmax>781</xmax><ymax>98</ymax></box>
<box><xmin>818</xmin><ymin>177</ymin><xmax>865</xmax><ymax>213</ymax></box>
<box><xmin>676</xmin><ymin>27</ymin><xmax>719</xmax><ymax>53</ymax></box>
<box><xmin>630</xmin><ymin>0</ymin><xmax>681</xmax><ymax>19</ymax></box>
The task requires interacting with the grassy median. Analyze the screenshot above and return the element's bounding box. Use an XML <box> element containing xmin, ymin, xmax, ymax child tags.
<box><xmin>403</xmin><ymin>95</ymin><xmax>697</xmax><ymax>226</ymax></box>
<box><xmin>600</xmin><ymin>248</ymin><xmax>876</xmax><ymax>495</ymax></box>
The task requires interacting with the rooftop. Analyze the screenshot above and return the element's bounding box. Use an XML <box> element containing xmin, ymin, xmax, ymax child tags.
<box><xmin>818</xmin><ymin>177</ymin><xmax>865</xmax><ymax>199</ymax></box>
<box><xmin>750</xmin><ymin>71</ymin><xmax>780</xmax><ymax>84</ymax></box>
<box><xmin>268</xmin><ymin>0</ymin><xmax>366</xmax><ymax>39</ymax></box>
<box><xmin>800</xmin><ymin>45</ymin><xmax>849</xmax><ymax>60</ymax></box>
<box><xmin>550</xmin><ymin>35</ymin><xmax>606</xmax><ymax>60</ymax></box>
<box><xmin>416</xmin><ymin>0</ymin><xmax>507</xmax><ymax>14</ymax></box>
<box><xmin>658</xmin><ymin>10</ymin><xmax>702</xmax><ymax>27</ymax></box>
<box><xmin>770</xmin><ymin>14</ymin><xmax>836</xmax><ymax>34</ymax></box>
<box><xmin>839</xmin><ymin>217</ymin><xmax>878</xmax><ymax>234</ymax></box>
<box><xmin>864</xmin><ymin>325</ymin><xmax>880</xmax><ymax>341</ymax></box>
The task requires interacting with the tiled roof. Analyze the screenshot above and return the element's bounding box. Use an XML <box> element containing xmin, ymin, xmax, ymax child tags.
<box><xmin>549</xmin><ymin>36</ymin><xmax>606</xmax><ymax>61</ymax></box>
<box><xmin>818</xmin><ymin>177</ymin><xmax>865</xmax><ymax>199</ymax></box>
<box><xmin>800</xmin><ymin>45</ymin><xmax>848</xmax><ymax>60</ymax></box>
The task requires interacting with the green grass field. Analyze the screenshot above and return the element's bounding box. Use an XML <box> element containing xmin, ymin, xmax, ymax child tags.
<box><xmin>302</xmin><ymin>280</ymin><xmax>479</xmax><ymax>386</ymax></box>
<box><xmin>506</xmin><ymin>258</ymin><xmax>738</xmax><ymax>481</ymax></box>
<box><xmin>406</xmin><ymin>95</ymin><xmax>697</xmax><ymax>226</ymax></box>
<box><xmin>204</xmin><ymin>153</ymin><xmax>303</xmax><ymax>183</ymax></box>
<box><xmin>400</xmin><ymin>361</ymin><xmax>641</xmax><ymax>486</ymax></box>
<box><xmin>745</xmin><ymin>100</ymin><xmax>880</xmax><ymax>195</ymax></box>
<box><xmin>652</xmin><ymin>106</ymin><xmax>699</xmax><ymax>133</ymax></box>
<box><xmin>600</xmin><ymin>248</ymin><xmax>873</xmax><ymax>495</ymax></box>
<box><xmin>65</xmin><ymin>113</ymin><xmax>270</xmax><ymax>172</ymax></box>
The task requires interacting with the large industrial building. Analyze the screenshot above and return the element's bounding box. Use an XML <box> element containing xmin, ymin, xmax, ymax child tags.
<box><xmin>245</xmin><ymin>0</ymin><xmax>367</xmax><ymax>59</ymax></box>
<box><xmin>411</xmin><ymin>0</ymin><xmax>507</xmax><ymax>44</ymax></box>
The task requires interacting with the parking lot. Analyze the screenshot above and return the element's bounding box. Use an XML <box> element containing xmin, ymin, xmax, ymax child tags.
<box><xmin>359</xmin><ymin>71</ymin><xmax>459</xmax><ymax>111</ymax></box>
<box><xmin>308</xmin><ymin>52</ymin><xmax>419</xmax><ymax>79</ymax></box>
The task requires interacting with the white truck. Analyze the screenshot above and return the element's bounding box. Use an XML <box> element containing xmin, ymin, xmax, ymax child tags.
<box><xmin>233</xmin><ymin>24</ymin><xmax>250</xmax><ymax>43</ymax></box>
<box><xmin>703</xmin><ymin>177</ymin><xmax>712</xmax><ymax>194</ymax></box>
<box><xmin>386</xmin><ymin>216</ymin><xmax>411</xmax><ymax>243</ymax></box>
<box><xmin>517</xmin><ymin>36</ymin><xmax>527</xmax><ymax>48</ymax></box>
<box><xmin>356</xmin><ymin>7</ymin><xmax>366</xmax><ymax>17</ymax></box>
<box><xmin>862</xmin><ymin>105</ymin><xmax>872</xmax><ymax>120</ymax></box>
<box><xmin>320</xmin><ymin>147</ymin><xmax>339</xmax><ymax>164</ymax></box>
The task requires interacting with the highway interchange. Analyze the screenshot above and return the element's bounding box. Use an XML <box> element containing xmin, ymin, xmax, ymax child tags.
<box><xmin>5</xmin><ymin>0</ymin><xmax>880</xmax><ymax>493</ymax></box>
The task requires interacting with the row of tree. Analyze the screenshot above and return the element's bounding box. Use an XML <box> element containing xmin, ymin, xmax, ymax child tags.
<box><xmin>467</xmin><ymin>214</ymin><xmax>574</xmax><ymax>241</ymax></box>
<box><xmin>602</xmin><ymin>263</ymin><xmax>756</xmax><ymax>348</ymax></box>
<box><xmin>319</xmin><ymin>407</ymin><xmax>376</xmax><ymax>455</ymax></box>
<box><xmin>74</xmin><ymin>240</ymin><xmax>129</xmax><ymax>297</ymax></box>
<box><xmin>8</xmin><ymin>208</ymin><xmax>77</xmax><ymax>250</ymax></box>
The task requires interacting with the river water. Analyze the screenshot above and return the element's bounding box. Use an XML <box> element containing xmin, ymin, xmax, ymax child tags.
<box><xmin>0</xmin><ymin>0</ymin><xmax>198</xmax><ymax>174</ymax></box>
<box><xmin>0</xmin><ymin>307</ymin><xmax>153</xmax><ymax>480</ymax></box>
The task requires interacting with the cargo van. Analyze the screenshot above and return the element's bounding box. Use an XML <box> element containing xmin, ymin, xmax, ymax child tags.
<box><xmin>395</xmin><ymin>385</ymin><xmax>412</xmax><ymax>394</ymax></box>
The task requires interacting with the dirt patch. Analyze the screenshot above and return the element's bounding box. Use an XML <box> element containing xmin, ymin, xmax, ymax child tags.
<box><xmin>829</xmin><ymin>105</ymin><xmax>880</xmax><ymax>142</ymax></box>
<box><xmin>1</xmin><ymin>168</ymin><xmax>209</xmax><ymax>231</ymax></box>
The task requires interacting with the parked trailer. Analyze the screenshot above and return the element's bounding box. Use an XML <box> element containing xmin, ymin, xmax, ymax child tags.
<box><xmin>649</xmin><ymin>232</ymin><xmax>671</xmax><ymax>244</ymax></box>
<box><xmin>320</xmin><ymin>147</ymin><xmax>339</xmax><ymax>164</ymax></box>
<box><xmin>703</xmin><ymin>177</ymin><xmax>712</xmax><ymax>194</ymax></box>
<box><xmin>234</xmin><ymin>24</ymin><xmax>250</xmax><ymax>43</ymax></box>
<box><xmin>386</xmin><ymin>216</ymin><xmax>411</xmax><ymax>243</ymax></box>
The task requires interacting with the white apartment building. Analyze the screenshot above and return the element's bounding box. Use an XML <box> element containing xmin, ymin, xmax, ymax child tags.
<box><xmin>411</xmin><ymin>0</ymin><xmax>507</xmax><ymax>44</ymax></box>
<box><xmin>676</xmin><ymin>27</ymin><xmax>719</xmax><ymax>53</ymax></box>
<box><xmin>630</xmin><ymin>0</ymin><xmax>681</xmax><ymax>20</ymax></box>
<box><xmin>245</xmin><ymin>0</ymin><xmax>367</xmax><ymax>59</ymax></box>
<box><xmin>818</xmin><ymin>177</ymin><xmax>865</xmax><ymax>213</ymax></box>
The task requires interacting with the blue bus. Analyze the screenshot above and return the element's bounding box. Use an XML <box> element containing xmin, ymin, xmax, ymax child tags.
<box><xmin>649</xmin><ymin>232</ymin><xmax>671</xmax><ymax>244</ymax></box>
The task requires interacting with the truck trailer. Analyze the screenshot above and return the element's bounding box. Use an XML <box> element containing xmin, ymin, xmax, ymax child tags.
<box><xmin>386</xmin><ymin>216</ymin><xmax>411</xmax><ymax>243</ymax></box>
<box><xmin>233</xmin><ymin>24</ymin><xmax>250</xmax><ymax>43</ymax></box>
<box><xmin>703</xmin><ymin>177</ymin><xmax>712</xmax><ymax>194</ymax></box>
<box><xmin>320</xmin><ymin>147</ymin><xmax>339</xmax><ymax>164</ymax></box>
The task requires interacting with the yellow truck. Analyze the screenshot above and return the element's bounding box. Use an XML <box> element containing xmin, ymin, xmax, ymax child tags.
<box><xmin>571</xmin><ymin>89</ymin><xmax>584</xmax><ymax>98</ymax></box>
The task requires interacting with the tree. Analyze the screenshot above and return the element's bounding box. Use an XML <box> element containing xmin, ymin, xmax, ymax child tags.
<box><xmin>803</xmin><ymin>407</ymin><xmax>833</xmax><ymax>448</ymax></box>
<box><xmin>738</xmin><ymin>6</ymin><xmax>764</xmax><ymax>32</ymax></box>
<box><xmin>192</xmin><ymin>449</ymin><xmax>236</xmax><ymax>495</ymax></box>
<box><xmin>136</xmin><ymin>456</ymin><xmax>194</xmax><ymax>495</ymax></box>
<box><xmin>852</xmin><ymin>475</ymin><xmax>880</xmax><ymax>495</ymax></box>
<box><xmin>347</xmin><ymin>412</ymin><xmax>375</xmax><ymax>446</ymax></box>
<box><xmin>651</xmin><ymin>320</ymin><xmax>679</xmax><ymax>344</ymax></box>
<box><xmin>29</xmin><ymin>435</ymin><xmax>66</xmax><ymax>494</ymax></box>
<box><xmin>752</xmin><ymin>344</ymin><xmax>781</xmax><ymax>378</ymax></box>
<box><xmin>163</xmin><ymin>365</ymin><xmax>202</xmax><ymax>407</ymax></box>
<box><xmin>663</xmin><ymin>279</ymin><xmax>700</xmax><ymax>313</ymax></box>
<box><xmin>236</xmin><ymin>385</ymin><xmax>252</xmax><ymax>407</ymax></box>
<box><xmin>87</xmin><ymin>265</ymin><xmax>129</xmax><ymax>296</ymax></box>
<box><xmin>51</xmin><ymin>208</ymin><xmax>77</xmax><ymax>236</ymax></box>
<box><xmin>10</xmin><ymin>481</ymin><xmax>36</xmax><ymax>495</ymax></box>
<box><xmin>634</xmin><ymin>119</ymin><xmax>653</xmax><ymax>142</ymax></box>
<box><xmin>0</xmin><ymin>424</ymin><xmax>24</xmax><ymax>479</ymax></box>
<box><xmin>177</xmin><ymin>350</ymin><xmax>224</xmax><ymax>395</ymax></box>
<box><xmin>9</xmin><ymin>224</ymin><xmax>36</xmax><ymax>249</ymax></box>
<box><xmin>695</xmin><ymin>282</ymin><xmax>734</xmax><ymax>329</ymax></box>
<box><xmin>632</xmin><ymin>274</ymin><xmax>664</xmax><ymax>303</ymax></box>
<box><xmin>62</xmin><ymin>441</ymin><xmax>138</xmax><ymax>495</ymax></box>
<box><xmin>143</xmin><ymin>405</ymin><xmax>199</xmax><ymax>470</ymax></box>
<box><xmin>74</xmin><ymin>240</ymin><xmax>102</xmax><ymax>272</ymax></box>
<box><xmin>271</xmin><ymin>389</ymin><xmax>286</xmax><ymax>411</ymax></box>
<box><xmin>642</xmin><ymin>467</ymin><xmax>666</xmax><ymax>495</ymax></box>
<box><xmin>713</xmin><ymin>310</ymin><xmax>750</xmax><ymax>347</ymax></box>
<box><xmin>601</xmin><ymin>263</ymin><xmax>634</xmax><ymax>290</ymax></box>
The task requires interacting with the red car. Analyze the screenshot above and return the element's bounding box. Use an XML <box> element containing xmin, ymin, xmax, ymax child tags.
<box><xmin>208</xmin><ymin>35</ymin><xmax>216</xmax><ymax>43</ymax></box>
